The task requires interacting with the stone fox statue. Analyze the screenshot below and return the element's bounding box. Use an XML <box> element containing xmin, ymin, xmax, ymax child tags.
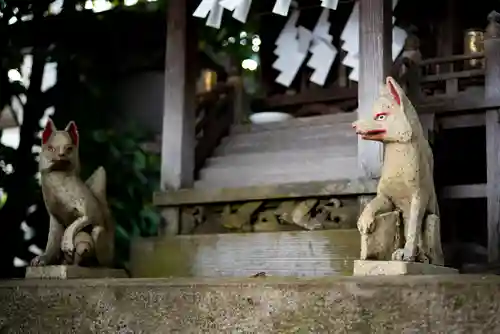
<box><xmin>31</xmin><ymin>119</ymin><xmax>114</xmax><ymax>267</ymax></box>
<box><xmin>352</xmin><ymin>76</ymin><xmax>444</xmax><ymax>265</ymax></box>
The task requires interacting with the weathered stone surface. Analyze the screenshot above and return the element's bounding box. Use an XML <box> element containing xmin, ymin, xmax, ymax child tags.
<box><xmin>25</xmin><ymin>265</ymin><xmax>128</xmax><ymax>279</ymax></box>
<box><xmin>353</xmin><ymin>260</ymin><xmax>459</xmax><ymax>276</ymax></box>
<box><xmin>1</xmin><ymin>276</ymin><xmax>500</xmax><ymax>333</ymax></box>
<box><xmin>131</xmin><ymin>230</ymin><xmax>360</xmax><ymax>278</ymax></box>
<box><xmin>360</xmin><ymin>211</ymin><xmax>403</xmax><ymax>261</ymax></box>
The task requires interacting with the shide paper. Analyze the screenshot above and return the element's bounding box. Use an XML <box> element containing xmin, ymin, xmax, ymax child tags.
<box><xmin>193</xmin><ymin>0</ymin><xmax>224</xmax><ymax>29</ymax></box>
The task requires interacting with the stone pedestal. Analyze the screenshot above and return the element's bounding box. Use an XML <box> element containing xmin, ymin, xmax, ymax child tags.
<box><xmin>353</xmin><ymin>260</ymin><xmax>459</xmax><ymax>276</ymax></box>
<box><xmin>25</xmin><ymin>266</ymin><xmax>128</xmax><ymax>279</ymax></box>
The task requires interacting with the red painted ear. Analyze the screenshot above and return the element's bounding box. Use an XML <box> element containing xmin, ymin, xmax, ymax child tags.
<box><xmin>386</xmin><ymin>77</ymin><xmax>401</xmax><ymax>106</ymax></box>
<box><xmin>65</xmin><ymin>121</ymin><xmax>79</xmax><ymax>146</ymax></box>
<box><xmin>42</xmin><ymin>119</ymin><xmax>55</xmax><ymax>144</ymax></box>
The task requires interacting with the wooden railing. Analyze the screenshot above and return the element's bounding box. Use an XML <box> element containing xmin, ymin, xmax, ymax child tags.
<box><xmin>417</xmin><ymin>52</ymin><xmax>486</xmax><ymax>97</ymax></box>
<box><xmin>194</xmin><ymin>80</ymin><xmax>244</xmax><ymax>175</ymax></box>
<box><xmin>140</xmin><ymin>80</ymin><xmax>243</xmax><ymax>175</ymax></box>
<box><xmin>260</xmin><ymin>55</ymin><xmax>419</xmax><ymax>116</ymax></box>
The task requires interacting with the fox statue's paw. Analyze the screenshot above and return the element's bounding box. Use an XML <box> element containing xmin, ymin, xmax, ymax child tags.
<box><xmin>391</xmin><ymin>247</ymin><xmax>417</xmax><ymax>262</ymax></box>
<box><xmin>30</xmin><ymin>254</ymin><xmax>50</xmax><ymax>266</ymax></box>
<box><xmin>61</xmin><ymin>239</ymin><xmax>75</xmax><ymax>260</ymax></box>
<box><xmin>357</xmin><ymin>214</ymin><xmax>375</xmax><ymax>235</ymax></box>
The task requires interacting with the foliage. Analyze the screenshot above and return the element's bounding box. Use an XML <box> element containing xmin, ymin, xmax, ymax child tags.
<box><xmin>198</xmin><ymin>12</ymin><xmax>260</xmax><ymax>68</ymax></box>
<box><xmin>83</xmin><ymin>126</ymin><xmax>161</xmax><ymax>268</ymax></box>
<box><xmin>0</xmin><ymin>0</ymin><xmax>164</xmax><ymax>275</ymax></box>
<box><xmin>0</xmin><ymin>0</ymin><xmax>260</xmax><ymax>276</ymax></box>
<box><xmin>0</xmin><ymin>0</ymin><xmax>59</xmax><ymax>277</ymax></box>
<box><xmin>47</xmin><ymin>4</ymin><xmax>164</xmax><ymax>269</ymax></box>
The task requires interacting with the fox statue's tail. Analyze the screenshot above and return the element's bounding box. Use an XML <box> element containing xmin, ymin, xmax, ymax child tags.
<box><xmin>85</xmin><ymin>166</ymin><xmax>115</xmax><ymax>266</ymax></box>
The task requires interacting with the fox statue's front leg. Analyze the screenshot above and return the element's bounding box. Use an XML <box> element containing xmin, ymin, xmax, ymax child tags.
<box><xmin>358</xmin><ymin>194</ymin><xmax>394</xmax><ymax>234</ymax></box>
<box><xmin>392</xmin><ymin>192</ymin><xmax>428</xmax><ymax>261</ymax></box>
<box><xmin>31</xmin><ymin>215</ymin><xmax>63</xmax><ymax>266</ymax></box>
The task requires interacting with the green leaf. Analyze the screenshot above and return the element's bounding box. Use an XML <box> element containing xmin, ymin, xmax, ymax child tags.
<box><xmin>109</xmin><ymin>199</ymin><xmax>125</xmax><ymax>210</ymax></box>
<box><xmin>130</xmin><ymin>220</ymin><xmax>141</xmax><ymax>237</ymax></box>
<box><xmin>133</xmin><ymin>169</ymin><xmax>148</xmax><ymax>184</ymax></box>
<box><xmin>110</xmin><ymin>145</ymin><xmax>121</xmax><ymax>158</ymax></box>
<box><xmin>127</xmin><ymin>185</ymin><xmax>135</xmax><ymax>198</ymax></box>
<box><xmin>133</xmin><ymin>151</ymin><xmax>146</xmax><ymax>170</ymax></box>
<box><xmin>115</xmin><ymin>224</ymin><xmax>130</xmax><ymax>243</ymax></box>
<box><xmin>92</xmin><ymin>130</ymin><xmax>107</xmax><ymax>142</ymax></box>
<box><xmin>139</xmin><ymin>208</ymin><xmax>161</xmax><ymax>235</ymax></box>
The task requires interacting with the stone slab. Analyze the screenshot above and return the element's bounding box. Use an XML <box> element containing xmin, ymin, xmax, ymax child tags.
<box><xmin>1</xmin><ymin>275</ymin><xmax>500</xmax><ymax>332</ymax></box>
<box><xmin>25</xmin><ymin>265</ymin><xmax>128</xmax><ymax>279</ymax></box>
<box><xmin>353</xmin><ymin>260</ymin><xmax>459</xmax><ymax>276</ymax></box>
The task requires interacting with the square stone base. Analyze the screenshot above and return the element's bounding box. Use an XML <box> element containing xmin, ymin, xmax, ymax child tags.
<box><xmin>25</xmin><ymin>265</ymin><xmax>128</xmax><ymax>279</ymax></box>
<box><xmin>353</xmin><ymin>260</ymin><xmax>459</xmax><ymax>276</ymax></box>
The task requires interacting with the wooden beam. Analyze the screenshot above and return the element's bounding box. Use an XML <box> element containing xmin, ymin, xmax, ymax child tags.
<box><xmin>484</xmin><ymin>11</ymin><xmax>500</xmax><ymax>263</ymax></box>
<box><xmin>418</xmin><ymin>92</ymin><xmax>500</xmax><ymax>114</ymax></box>
<box><xmin>439</xmin><ymin>0</ymin><xmax>457</xmax><ymax>95</ymax></box>
<box><xmin>419</xmin><ymin>114</ymin><xmax>436</xmax><ymax>142</ymax></box>
<box><xmin>160</xmin><ymin>0</ymin><xmax>197</xmax><ymax>234</ymax></box>
<box><xmin>441</xmin><ymin>184</ymin><xmax>486</xmax><ymax>199</ymax></box>
<box><xmin>154</xmin><ymin>179</ymin><xmax>378</xmax><ymax>207</ymax></box>
<box><xmin>262</xmin><ymin>86</ymin><xmax>358</xmax><ymax>109</ymax></box>
<box><xmin>419</xmin><ymin>53</ymin><xmax>484</xmax><ymax>66</ymax></box>
<box><xmin>420</xmin><ymin>69</ymin><xmax>484</xmax><ymax>83</ymax></box>
<box><xmin>439</xmin><ymin>114</ymin><xmax>485</xmax><ymax>129</ymax></box>
<box><xmin>357</xmin><ymin>0</ymin><xmax>392</xmax><ymax>178</ymax></box>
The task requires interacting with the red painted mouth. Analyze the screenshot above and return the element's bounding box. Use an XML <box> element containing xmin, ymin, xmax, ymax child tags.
<box><xmin>356</xmin><ymin>129</ymin><xmax>386</xmax><ymax>136</ymax></box>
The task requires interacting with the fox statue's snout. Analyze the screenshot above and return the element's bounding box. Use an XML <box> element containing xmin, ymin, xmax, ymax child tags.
<box><xmin>352</xmin><ymin>118</ymin><xmax>387</xmax><ymax>142</ymax></box>
<box><xmin>352</xmin><ymin>76</ymin><xmax>413</xmax><ymax>144</ymax></box>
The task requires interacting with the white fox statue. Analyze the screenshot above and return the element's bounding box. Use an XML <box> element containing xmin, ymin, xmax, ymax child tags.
<box><xmin>352</xmin><ymin>76</ymin><xmax>444</xmax><ymax>265</ymax></box>
<box><xmin>30</xmin><ymin>119</ymin><xmax>114</xmax><ymax>267</ymax></box>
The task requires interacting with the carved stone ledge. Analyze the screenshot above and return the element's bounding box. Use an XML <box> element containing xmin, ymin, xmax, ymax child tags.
<box><xmin>154</xmin><ymin>179</ymin><xmax>378</xmax><ymax>207</ymax></box>
<box><xmin>180</xmin><ymin>196</ymin><xmax>360</xmax><ymax>234</ymax></box>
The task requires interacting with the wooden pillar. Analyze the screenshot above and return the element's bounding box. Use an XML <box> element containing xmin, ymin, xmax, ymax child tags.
<box><xmin>358</xmin><ymin>0</ymin><xmax>393</xmax><ymax>178</ymax></box>
<box><xmin>160</xmin><ymin>0</ymin><xmax>197</xmax><ymax>235</ymax></box>
<box><xmin>440</xmin><ymin>0</ymin><xmax>457</xmax><ymax>95</ymax></box>
<box><xmin>484</xmin><ymin>11</ymin><xmax>500</xmax><ymax>263</ymax></box>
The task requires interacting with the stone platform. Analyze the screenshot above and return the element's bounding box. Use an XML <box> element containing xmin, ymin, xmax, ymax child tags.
<box><xmin>25</xmin><ymin>265</ymin><xmax>128</xmax><ymax>279</ymax></box>
<box><xmin>131</xmin><ymin>230</ymin><xmax>361</xmax><ymax>278</ymax></box>
<box><xmin>1</xmin><ymin>275</ymin><xmax>500</xmax><ymax>332</ymax></box>
<box><xmin>353</xmin><ymin>260</ymin><xmax>459</xmax><ymax>276</ymax></box>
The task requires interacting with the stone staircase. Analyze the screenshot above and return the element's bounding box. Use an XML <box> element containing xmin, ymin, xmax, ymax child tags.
<box><xmin>195</xmin><ymin>112</ymin><xmax>363</xmax><ymax>189</ymax></box>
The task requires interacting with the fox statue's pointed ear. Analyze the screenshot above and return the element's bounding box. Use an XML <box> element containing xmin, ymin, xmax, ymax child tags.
<box><xmin>386</xmin><ymin>76</ymin><xmax>402</xmax><ymax>106</ymax></box>
<box><xmin>65</xmin><ymin>121</ymin><xmax>79</xmax><ymax>146</ymax></box>
<box><xmin>42</xmin><ymin>118</ymin><xmax>56</xmax><ymax>144</ymax></box>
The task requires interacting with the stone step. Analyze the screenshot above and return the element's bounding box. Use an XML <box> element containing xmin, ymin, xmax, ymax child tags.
<box><xmin>131</xmin><ymin>229</ymin><xmax>361</xmax><ymax>277</ymax></box>
<box><xmin>199</xmin><ymin>156</ymin><xmax>360</xmax><ymax>188</ymax></box>
<box><xmin>205</xmin><ymin>146</ymin><xmax>357</xmax><ymax>169</ymax></box>
<box><xmin>231</xmin><ymin>119</ymin><xmax>355</xmax><ymax>142</ymax></box>
<box><xmin>195</xmin><ymin>171</ymin><xmax>363</xmax><ymax>190</ymax></box>
<box><xmin>196</xmin><ymin>157</ymin><xmax>363</xmax><ymax>188</ymax></box>
<box><xmin>2</xmin><ymin>275</ymin><xmax>497</xmax><ymax>332</ymax></box>
<box><xmin>222</xmin><ymin>122</ymin><xmax>356</xmax><ymax>150</ymax></box>
<box><xmin>231</xmin><ymin>112</ymin><xmax>358</xmax><ymax>135</ymax></box>
<box><xmin>215</xmin><ymin>131</ymin><xmax>357</xmax><ymax>156</ymax></box>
